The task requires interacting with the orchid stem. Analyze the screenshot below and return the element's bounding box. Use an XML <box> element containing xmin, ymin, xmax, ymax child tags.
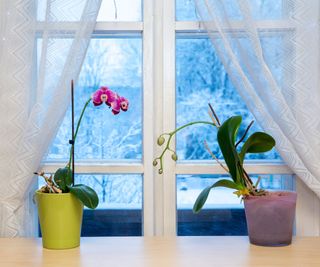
<box><xmin>68</xmin><ymin>97</ymin><xmax>92</xmax><ymax>168</ymax></box>
<box><xmin>156</xmin><ymin>121</ymin><xmax>216</xmax><ymax>172</ymax></box>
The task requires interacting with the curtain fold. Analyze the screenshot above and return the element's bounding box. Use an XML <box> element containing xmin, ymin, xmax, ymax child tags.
<box><xmin>0</xmin><ymin>0</ymin><xmax>101</xmax><ymax>237</ymax></box>
<box><xmin>194</xmin><ymin>0</ymin><xmax>320</xmax><ymax>197</ymax></box>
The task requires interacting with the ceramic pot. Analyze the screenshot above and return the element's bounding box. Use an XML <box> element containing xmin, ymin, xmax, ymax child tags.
<box><xmin>244</xmin><ymin>191</ymin><xmax>297</xmax><ymax>246</ymax></box>
<box><xmin>36</xmin><ymin>191</ymin><xmax>83</xmax><ymax>249</ymax></box>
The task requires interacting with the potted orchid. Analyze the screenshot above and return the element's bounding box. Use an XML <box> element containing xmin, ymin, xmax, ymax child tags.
<box><xmin>154</xmin><ymin>104</ymin><xmax>297</xmax><ymax>246</ymax></box>
<box><xmin>34</xmin><ymin>84</ymin><xmax>129</xmax><ymax>249</ymax></box>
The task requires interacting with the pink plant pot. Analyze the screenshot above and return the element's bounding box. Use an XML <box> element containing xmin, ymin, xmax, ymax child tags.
<box><xmin>244</xmin><ymin>191</ymin><xmax>297</xmax><ymax>246</ymax></box>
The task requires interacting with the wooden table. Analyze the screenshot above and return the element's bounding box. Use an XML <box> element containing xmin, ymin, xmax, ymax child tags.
<box><xmin>1</xmin><ymin>237</ymin><xmax>320</xmax><ymax>267</ymax></box>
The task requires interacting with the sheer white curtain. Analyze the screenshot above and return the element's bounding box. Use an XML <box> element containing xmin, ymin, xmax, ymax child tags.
<box><xmin>0</xmin><ymin>0</ymin><xmax>101</xmax><ymax>236</ymax></box>
<box><xmin>195</xmin><ymin>0</ymin><xmax>320</xmax><ymax>196</ymax></box>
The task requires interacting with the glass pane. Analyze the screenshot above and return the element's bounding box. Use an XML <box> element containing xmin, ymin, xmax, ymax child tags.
<box><xmin>37</xmin><ymin>0</ymin><xmax>142</xmax><ymax>21</ymax></box>
<box><xmin>251</xmin><ymin>0</ymin><xmax>291</xmax><ymax>20</ymax></box>
<box><xmin>37</xmin><ymin>0</ymin><xmax>92</xmax><ymax>21</ymax></box>
<box><xmin>176</xmin><ymin>0</ymin><xmax>290</xmax><ymax>21</ymax></box>
<box><xmin>38</xmin><ymin>174</ymin><xmax>142</xmax><ymax>236</ymax></box>
<box><xmin>97</xmin><ymin>0</ymin><xmax>142</xmax><ymax>21</ymax></box>
<box><xmin>177</xmin><ymin>174</ymin><xmax>294</xmax><ymax>235</ymax></box>
<box><xmin>176</xmin><ymin>0</ymin><xmax>198</xmax><ymax>21</ymax></box>
<box><xmin>46</xmin><ymin>37</ymin><xmax>142</xmax><ymax>161</ymax></box>
<box><xmin>176</xmin><ymin>37</ymin><xmax>280</xmax><ymax>160</ymax></box>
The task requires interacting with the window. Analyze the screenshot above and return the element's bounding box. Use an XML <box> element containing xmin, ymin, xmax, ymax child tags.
<box><xmin>40</xmin><ymin>0</ymin><xmax>295</xmax><ymax>237</ymax></box>
<box><xmin>176</xmin><ymin>37</ymin><xmax>280</xmax><ymax>161</ymax></box>
<box><xmin>172</xmin><ymin>0</ymin><xmax>294</xmax><ymax>236</ymax></box>
<box><xmin>47</xmin><ymin>38</ymin><xmax>142</xmax><ymax>161</ymax></box>
<box><xmin>38</xmin><ymin>0</ymin><xmax>144</xmax><ymax>236</ymax></box>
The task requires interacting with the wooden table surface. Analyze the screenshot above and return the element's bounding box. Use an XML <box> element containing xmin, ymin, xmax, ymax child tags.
<box><xmin>1</xmin><ymin>236</ymin><xmax>320</xmax><ymax>267</ymax></box>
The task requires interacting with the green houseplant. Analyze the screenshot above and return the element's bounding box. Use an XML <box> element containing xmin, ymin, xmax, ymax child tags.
<box><xmin>154</xmin><ymin>104</ymin><xmax>297</xmax><ymax>246</ymax></box>
<box><xmin>34</xmin><ymin>83</ymin><xmax>129</xmax><ymax>249</ymax></box>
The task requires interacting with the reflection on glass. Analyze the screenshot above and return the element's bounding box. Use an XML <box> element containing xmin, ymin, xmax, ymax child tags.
<box><xmin>45</xmin><ymin>38</ymin><xmax>142</xmax><ymax>161</ymax></box>
<box><xmin>177</xmin><ymin>174</ymin><xmax>294</xmax><ymax>236</ymax></box>
<box><xmin>176</xmin><ymin>37</ymin><xmax>281</xmax><ymax>160</ymax></box>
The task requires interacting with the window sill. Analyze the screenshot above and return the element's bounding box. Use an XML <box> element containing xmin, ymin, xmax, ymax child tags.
<box><xmin>1</xmin><ymin>236</ymin><xmax>319</xmax><ymax>266</ymax></box>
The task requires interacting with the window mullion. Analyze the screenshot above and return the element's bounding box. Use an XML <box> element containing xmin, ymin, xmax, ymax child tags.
<box><xmin>41</xmin><ymin>162</ymin><xmax>143</xmax><ymax>174</ymax></box>
<box><xmin>152</xmin><ymin>0</ymin><xmax>165</xmax><ymax>236</ymax></box>
<box><xmin>143</xmin><ymin>0</ymin><xmax>156</xmax><ymax>237</ymax></box>
<box><xmin>175</xmin><ymin>20</ymin><xmax>295</xmax><ymax>32</ymax></box>
<box><xmin>162</xmin><ymin>0</ymin><xmax>176</xmax><ymax>236</ymax></box>
<box><xmin>36</xmin><ymin>21</ymin><xmax>143</xmax><ymax>32</ymax></box>
<box><xmin>175</xmin><ymin>162</ymin><xmax>293</xmax><ymax>175</ymax></box>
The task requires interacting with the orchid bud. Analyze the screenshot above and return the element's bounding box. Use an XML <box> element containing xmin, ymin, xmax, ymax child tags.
<box><xmin>171</xmin><ymin>153</ymin><xmax>178</xmax><ymax>161</ymax></box>
<box><xmin>157</xmin><ymin>136</ymin><xmax>165</xmax><ymax>146</ymax></box>
<box><xmin>153</xmin><ymin>159</ymin><xmax>158</xmax><ymax>166</ymax></box>
<box><xmin>158</xmin><ymin>169</ymin><xmax>163</xmax><ymax>174</ymax></box>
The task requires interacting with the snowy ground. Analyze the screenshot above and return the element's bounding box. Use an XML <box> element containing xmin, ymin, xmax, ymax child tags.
<box><xmin>92</xmin><ymin>187</ymin><xmax>242</xmax><ymax>210</ymax></box>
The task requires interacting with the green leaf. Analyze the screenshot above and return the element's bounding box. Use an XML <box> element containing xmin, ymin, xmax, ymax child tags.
<box><xmin>53</xmin><ymin>167</ymin><xmax>72</xmax><ymax>192</ymax></box>
<box><xmin>217</xmin><ymin>116</ymin><xmax>242</xmax><ymax>183</ymax></box>
<box><xmin>68</xmin><ymin>184</ymin><xmax>99</xmax><ymax>209</ymax></box>
<box><xmin>239</xmin><ymin>132</ymin><xmax>276</xmax><ymax>163</ymax></box>
<box><xmin>193</xmin><ymin>179</ymin><xmax>241</xmax><ymax>213</ymax></box>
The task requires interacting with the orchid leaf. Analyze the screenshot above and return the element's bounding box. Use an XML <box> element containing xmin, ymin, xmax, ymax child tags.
<box><xmin>239</xmin><ymin>132</ymin><xmax>275</xmax><ymax>163</ymax></box>
<box><xmin>193</xmin><ymin>179</ymin><xmax>241</xmax><ymax>213</ymax></box>
<box><xmin>217</xmin><ymin>116</ymin><xmax>242</xmax><ymax>183</ymax></box>
<box><xmin>53</xmin><ymin>167</ymin><xmax>72</xmax><ymax>192</ymax></box>
<box><xmin>69</xmin><ymin>184</ymin><xmax>99</xmax><ymax>209</ymax></box>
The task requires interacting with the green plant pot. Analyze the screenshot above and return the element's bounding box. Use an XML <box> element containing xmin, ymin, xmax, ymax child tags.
<box><xmin>35</xmin><ymin>191</ymin><xmax>83</xmax><ymax>249</ymax></box>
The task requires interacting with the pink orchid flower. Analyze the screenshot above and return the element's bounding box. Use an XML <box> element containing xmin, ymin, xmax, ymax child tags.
<box><xmin>119</xmin><ymin>96</ymin><xmax>129</xmax><ymax>111</ymax></box>
<box><xmin>105</xmin><ymin>90</ymin><xmax>118</xmax><ymax>107</ymax></box>
<box><xmin>110</xmin><ymin>98</ymin><xmax>121</xmax><ymax>115</ymax></box>
<box><xmin>92</xmin><ymin>86</ymin><xmax>110</xmax><ymax>106</ymax></box>
<box><xmin>92</xmin><ymin>86</ymin><xmax>129</xmax><ymax>115</ymax></box>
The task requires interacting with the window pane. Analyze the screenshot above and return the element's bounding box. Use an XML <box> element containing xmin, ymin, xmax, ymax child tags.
<box><xmin>176</xmin><ymin>37</ymin><xmax>280</xmax><ymax>160</ymax></box>
<box><xmin>177</xmin><ymin>174</ymin><xmax>294</xmax><ymax>235</ymax></box>
<box><xmin>38</xmin><ymin>174</ymin><xmax>142</xmax><ymax>236</ymax></box>
<box><xmin>46</xmin><ymin>37</ymin><xmax>142</xmax><ymax>161</ymax></box>
<box><xmin>176</xmin><ymin>0</ymin><xmax>290</xmax><ymax>21</ymax></box>
<box><xmin>37</xmin><ymin>0</ymin><xmax>92</xmax><ymax>21</ymax></box>
<box><xmin>97</xmin><ymin>0</ymin><xmax>142</xmax><ymax>21</ymax></box>
<box><xmin>176</xmin><ymin>0</ymin><xmax>198</xmax><ymax>21</ymax></box>
<box><xmin>76</xmin><ymin>174</ymin><xmax>142</xmax><ymax>210</ymax></box>
<box><xmin>37</xmin><ymin>0</ymin><xmax>142</xmax><ymax>21</ymax></box>
<box><xmin>79</xmin><ymin>174</ymin><xmax>142</xmax><ymax>236</ymax></box>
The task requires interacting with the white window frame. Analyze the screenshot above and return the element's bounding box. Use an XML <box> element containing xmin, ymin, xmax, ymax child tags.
<box><xmin>41</xmin><ymin>0</ymin><xmax>320</xmax><ymax>237</ymax></box>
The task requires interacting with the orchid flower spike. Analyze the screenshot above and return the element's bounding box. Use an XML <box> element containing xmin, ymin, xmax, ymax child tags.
<box><xmin>92</xmin><ymin>86</ymin><xmax>129</xmax><ymax>115</ymax></box>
